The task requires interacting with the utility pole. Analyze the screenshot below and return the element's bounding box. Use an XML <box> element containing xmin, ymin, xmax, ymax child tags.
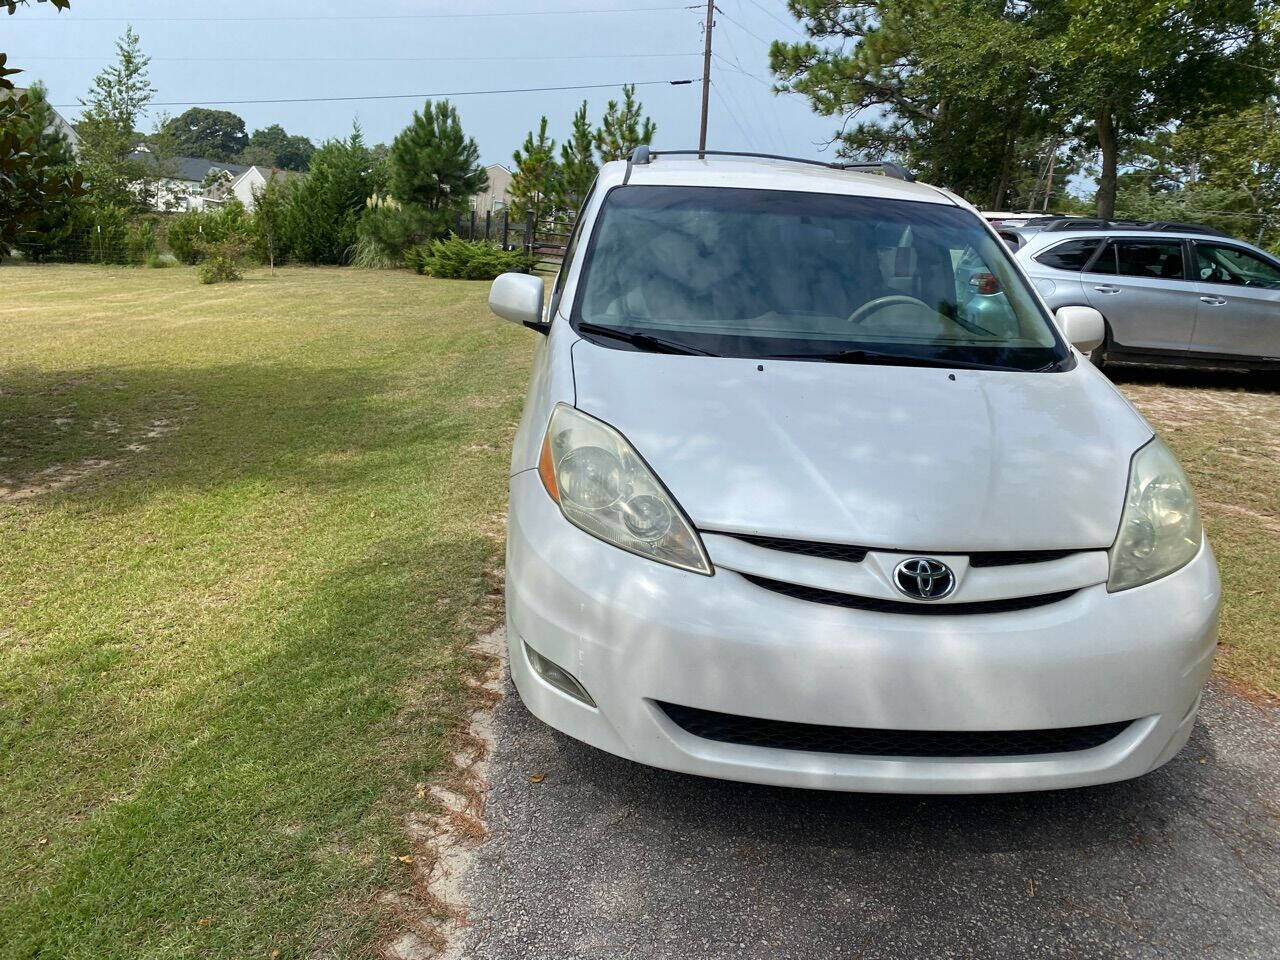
<box><xmin>698</xmin><ymin>0</ymin><xmax>715</xmax><ymax>157</ymax></box>
<box><xmin>1042</xmin><ymin>150</ymin><xmax>1056</xmax><ymax>211</ymax></box>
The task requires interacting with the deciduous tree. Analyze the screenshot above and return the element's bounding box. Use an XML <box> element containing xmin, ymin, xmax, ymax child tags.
<box><xmin>240</xmin><ymin>123</ymin><xmax>314</xmax><ymax>171</ymax></box>
<box><xmin>1048</xmin><ymin>0</ymin><xmax>1274</xmax><ymax>217</ymax></box>
<box><xmin>160</xmin><ymin>107</ymin><xmax>247</xmax><ymax>161</ymax></box>
<box><xmin>74</xmin><ymin>26</ymin><xmax>155</xmax><ymax>209</ymax></box>
<box><xmin>1</xmin><ymin>1</ymin><xmax>81</xmax><ymax>256</ymax></box>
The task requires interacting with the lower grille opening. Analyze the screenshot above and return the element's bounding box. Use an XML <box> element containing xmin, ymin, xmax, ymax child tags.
<box><xmin>659</xmin><ymin>702</ymin><xmax>1133</xmax><ymax>758</ymax></box>
<box><xmin>743</xmin><ymin>574</ymin><xmax>1077</xmax><ymax>615</ymax></box>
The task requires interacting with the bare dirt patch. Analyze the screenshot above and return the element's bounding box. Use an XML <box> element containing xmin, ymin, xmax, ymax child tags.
<box><xmin>0</xmin><ymin>413</ymin><xmax>189</xmax><ymax>502</ymax></box>
<box><xmin>0</xmin><ymin>458</ymin><xmax>116</xmax><ymax>501</ymax></box>
<box><xmin>377</xmin><ymin>628</ymin><xmax>506</xmax><ymax>960</ymax></box>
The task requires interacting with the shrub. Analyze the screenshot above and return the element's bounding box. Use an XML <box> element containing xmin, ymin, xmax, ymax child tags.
<box><xmin>79</xmin><ymin>204</ymin><xmax>131</xmax><ymax>264</ymax></box>
<box><xmin>279</xmin><ymin>130</ymin><xmax>375</xmax><ymax>264</ymax></box>
<box><xmin>166</xmin><ymin>199</ymin><xmax>253</xmax><ymax>265</ymax></box>
<box><xmin>353</xmin><ymin>201</ymin><xmax>443</xmax><ymax>268</ymax></box>
<box><xmin>196</xmin><ymin>236</ymin><xmax>249</xmax><ymax>284</ymax></box>
<box><xmin>408</xmin><ymin>234</ymin><xmax>534</xmax><ymax>279</ymax></box>
<box><xmin>251</xmin><ymin>175</ymin><xmax>290</xmax><ymax>268</ymax></box>
<box><xmin>125</xmin><ymin>220</ymin><xmax>159</xmax><ymax>264</ymax></box>
<box><xmin>166</xmin><ymin>210</ymin><xmax>205</xmax><ymax>264</ymax></box>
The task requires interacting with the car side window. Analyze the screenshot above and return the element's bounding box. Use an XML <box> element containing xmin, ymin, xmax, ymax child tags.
<box><xmin>1087</xmin><ymin>242</ymin><xmax>1118</xmax><ymax>275</ymax></box>
<box><xmin>1196</xmin><ymin>244</ymin><xmax>1280</xmax><ymax>289</ymax></box>
<box><xmin>1034</xmin><ymin>239</ymin><xmax>1101</xmax><ymax>271</ymax></box>
<box><xmin>1093</xmin><ymin>240</ymin><xmax>1185</xmax><ymax>280</ymax></box>
<box><xmin>549</xmin><ymin>181</ymin><xmax>598</xmax><ymax>317</ymax></box>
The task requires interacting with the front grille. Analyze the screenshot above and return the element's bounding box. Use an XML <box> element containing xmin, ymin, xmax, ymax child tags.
<box><xmin>743</xmin><ymin>574</ymin><xmax>1076</xmax><ymax>615</ymax></box>
<box><xmin>659</xmin><ymin>702</ymin><xmax>1133</xmax><ymax>758</ymax></box>
<box><xmin>720</xmin><ymin>534</ymin><xmax>1078</xmax><ymax>570</ymax></box>
<box><xmin>725</xmin><ymin>533</ymin><xmax>869</xmax><ymax>564</ymax></box>
<box><xmin>969</xmin><ymin>549</ymin><xmax>1078</xmax><ymax>568</ymax></box>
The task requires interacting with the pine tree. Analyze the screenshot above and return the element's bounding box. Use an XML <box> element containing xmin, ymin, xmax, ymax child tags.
<box><xmin>509</xmin><ymin>115</ymin><xmax>560</xmax><ymax>226</ymax></box>
<box><xmin>594</xmin><ymin>84</ymin><xmax>657</xmax><ymax>162</ymax></box>
<box><xmin>559</xmin><ymin>101</ymin><xmax>598</xmax><ymax>212</ymax></box>
<box><xmin>388</xmin><ymin>99</ymin><xmax>488</xmax><ymax>225</ymax></box>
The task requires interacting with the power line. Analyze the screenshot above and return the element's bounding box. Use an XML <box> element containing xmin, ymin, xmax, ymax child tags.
<box><xmin>740</xmin><ymin>0</ymin><xmax>803</xmax><ymax>37</ymax></box>
<box><xmin>12</xmin><ymin>4</ymin><xmax>691</xmax><ymax>22</ymax></box>
<box><xmin>18</xmin><ymin>52</ymin><xmax>702</xmax><ymax>64</ymax></box>
<box><xmin>53</xmin><ymin>78</ymin><xmax>699</xmax><ymax>110</ymax></box>
<box><xmin>715</xmin><ymin>9</ymin><xmax>771</xmax><ymax>45</ymax></box>
<box><xmin>711</xmin><ymin>80</ymin><xmax>755</xmax><ymax>148</ymax></box>
<box><xmin>712</xmin><ymin>27</ymin><xmax>785</xmax><ymax>151</ymax></box>
<box><xmin>712</xmin><ymin>51</ymin><xmax>772</xmax><ymax>87</ymax></box>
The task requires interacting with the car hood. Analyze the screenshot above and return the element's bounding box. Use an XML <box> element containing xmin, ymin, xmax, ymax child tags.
<box><xmin>570</xmin><ymin>340</ymin><xmax>1152</xmax><ymax>551</ymax></box>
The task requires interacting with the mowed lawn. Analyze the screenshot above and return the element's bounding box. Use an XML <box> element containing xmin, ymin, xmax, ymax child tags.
<box><xmin>1119</xmin><ymin>368</ymin><xmax>1280</xmax><ymax>700</ymax></box>
<box><xmin>1</xmin><ymin>265</ymin><xmax>531</xmax><ymax>959</ymax></box>
<box><xmin>2</xmin><ymin>266</ymin><xmax>1278</xmax><ymax>958</ymax></box>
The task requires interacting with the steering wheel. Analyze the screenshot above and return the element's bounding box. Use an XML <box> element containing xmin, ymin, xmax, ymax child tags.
<box><xmin>847</xmin><ymin>294</ymin><xmax>933</xmax><ymax>325</ymax></box>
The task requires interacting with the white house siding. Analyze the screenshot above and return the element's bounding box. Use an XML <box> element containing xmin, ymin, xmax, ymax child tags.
<box><xmin>472</xmin><ymin>164</ymin><xmax>513</xmax><ymax>214</ymax></box>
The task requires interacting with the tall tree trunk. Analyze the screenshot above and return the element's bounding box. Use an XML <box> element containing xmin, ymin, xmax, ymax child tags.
<box><xmin>1095</xmin><ymin>105</ymin><xmax>1117</xmax><ymax>219</ymax></box>
<box><xmin>989</xmin><ymin>117</ymin><xmax>1019</xmax><ymax>211</ymax></box>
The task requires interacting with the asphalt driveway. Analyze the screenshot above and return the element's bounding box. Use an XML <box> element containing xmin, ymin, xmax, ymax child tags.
<box><xmin>460</xmin><ymin>672</ymin><xmax>1278</xmax><ymax>959</ymax></box>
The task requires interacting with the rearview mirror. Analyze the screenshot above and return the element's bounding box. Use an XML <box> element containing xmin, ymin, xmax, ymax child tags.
<box><xmin>1055</xmin><ymin>305</ymin><xmax>1105</xmax><ymax>354</ymax></box>
<box><xmin>489</xmin><ymin>273</ymin><xmax>546</xmax><ymax>331</ymax></box>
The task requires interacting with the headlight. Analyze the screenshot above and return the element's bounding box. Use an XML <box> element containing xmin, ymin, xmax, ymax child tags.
<box><xmin>538</xmin><ymin>403</ymin><xmax>712</xmax><ymax>575</ymax></box>
<box><xmin>1108</xmin><ymin>437</ymin><xmax>1202</xmax><ymax>591</ymax></box>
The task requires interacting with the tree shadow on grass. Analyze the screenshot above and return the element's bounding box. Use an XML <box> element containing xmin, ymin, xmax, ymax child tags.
<box><xmin>1</xmin><ymin>532</ymin><xmax>502</xmax><ymax>959</ymax></box>
<box><xmin>0</xmin><ymin>358</ymin><xmax>493</xmax><ymax>505</ymax></box>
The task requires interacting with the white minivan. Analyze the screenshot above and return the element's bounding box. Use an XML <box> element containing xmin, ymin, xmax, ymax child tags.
<box><xmin>487</xmin><ymin>150</ymin><xmax>1220</xmax><ymax>794</ymax></box>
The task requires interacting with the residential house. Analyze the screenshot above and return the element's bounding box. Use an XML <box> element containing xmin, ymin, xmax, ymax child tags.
<box><xmin>127</xmin><ymin>150</ymin><xmax>250</xmax><ymax>212</ymax></box>
<box><xmin>471</xmin><ymin>163</ymin><xmax>513</xmax><ymax>215</ymax></box>
<box><xmin>203</xmin><ymin>165</ymin><xmax>300</xmax><ymax>211</ymax></box>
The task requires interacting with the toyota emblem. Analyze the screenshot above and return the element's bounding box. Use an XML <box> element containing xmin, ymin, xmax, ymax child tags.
<box><xmin>892</xmin><ymin>557</ymin><xmax>956</xmax><ymax>601</ymax></box>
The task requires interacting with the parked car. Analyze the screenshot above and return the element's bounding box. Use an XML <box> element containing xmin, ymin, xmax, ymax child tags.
<box><xmin>487</xmin><ymin>150</ymin><xmax>1219</xmax><ymax>794</ymax></box>
<box><xmin>1016</xmin><ymin>220</ymin><xmax>1280</xmax><ymax>371</ymax></box>
<box><xmin>982</xmin><ymin>212</ymin><xmax>1082</xmax><ymax>250</ymax></box>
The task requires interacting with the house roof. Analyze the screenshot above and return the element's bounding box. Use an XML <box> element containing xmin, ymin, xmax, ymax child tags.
<box><xmin>4</xmin><ymin>87</ymin><xmax>79</xmax><ymax>148</ymax></box>
<box><xmin>128</xmin><ymin>151</ymin><xmax>250</xmax><ymax>183</ymax></box>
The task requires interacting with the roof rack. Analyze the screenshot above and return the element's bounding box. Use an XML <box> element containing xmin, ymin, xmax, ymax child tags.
<box><xmin>1041</xmin><ymin>218</ymin><xmax>1228</xmax><ymax>237</ymax></box>
<box><xmin>627</xmin><ymin>146</ymin><xmax>915</xmax><ymax>182</ymax></box>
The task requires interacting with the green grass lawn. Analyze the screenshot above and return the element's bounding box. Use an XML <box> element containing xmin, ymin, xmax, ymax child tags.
<box><xmin>0</xmin><ymin>265</ymin><xmax>530</xmax><ymax>959</ymax></box>
<box><xmin>1</xmin><ymin>265</ymin><xmax>1276</xmax><ymax>958</ymax></box>
<box><xmin>1119</xmin><ymin>369</ymin><xmax>1280</xmax><ymax>701</ymax></box>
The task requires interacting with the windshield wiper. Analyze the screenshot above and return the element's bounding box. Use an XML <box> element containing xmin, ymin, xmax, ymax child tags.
<box><xmin>766</xmin><ymin>348</ymin><xmax>1015</xmax><ymax>371</ymax></box>
<box><xmin>576</xmin><ymin>322</ymin><xmax>719</xmax><ymax>356</ymax></box>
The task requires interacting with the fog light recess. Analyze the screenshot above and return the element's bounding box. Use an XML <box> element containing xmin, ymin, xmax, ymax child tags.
<box><xmin>524</xmin><ymin>642</ymin><xmax>596</xmax><ymax>707</ymax></box>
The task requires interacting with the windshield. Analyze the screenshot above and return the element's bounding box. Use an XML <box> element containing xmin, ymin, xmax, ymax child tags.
<box><xmin>571</xmin><ymin>186</ymin><xmax>1070</xmax><ymax>371</ymax></box>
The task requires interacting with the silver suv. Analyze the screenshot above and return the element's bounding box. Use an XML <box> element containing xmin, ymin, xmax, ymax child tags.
<box><xmin>1015</xmin><ymin>221</ymin><xmax>1280</xmax><ymax>371</ymax></box>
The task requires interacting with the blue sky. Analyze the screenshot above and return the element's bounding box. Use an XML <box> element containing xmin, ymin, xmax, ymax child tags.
<box><xmin>5</xmin><ymin>0</ymin><xmax>843</xmax><ymax>167</ymax></box>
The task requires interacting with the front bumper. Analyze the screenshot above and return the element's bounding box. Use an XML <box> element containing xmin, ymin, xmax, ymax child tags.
<box><xmin>505</xmin><ymin>470</ymin><xmax>1221</xmax><ymax>794</ymax></box>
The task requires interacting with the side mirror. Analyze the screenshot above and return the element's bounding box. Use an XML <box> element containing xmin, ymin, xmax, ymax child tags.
<box><xmin>1055</xmin><ymin>305</ymin><xmax>1105</xmax><ymax>354</ymax></box>
<box><xmin>489</xmin><ymin>273</ymin><xmax>546</xmax><ymax>331</ymax></box>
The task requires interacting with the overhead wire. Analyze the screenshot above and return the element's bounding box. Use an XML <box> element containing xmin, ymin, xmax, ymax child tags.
<box><xmin>710</xmin><ymin>80</ymin><xmax>756</xmax><ymax>149</ymax></box>
<box><xmin>10</xmin><ymin>4</ymin><xmax>692</xmax><ymax>23</ymax></box>
<box><xmin>19</xmin><ymin>52</ymin><xmax>704</xmax><ymax>64</ymax></box>
<box><xmin>52</xmin><ymin>78</ymin><xmax>699</xmax><ymax>110</ymax></box>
